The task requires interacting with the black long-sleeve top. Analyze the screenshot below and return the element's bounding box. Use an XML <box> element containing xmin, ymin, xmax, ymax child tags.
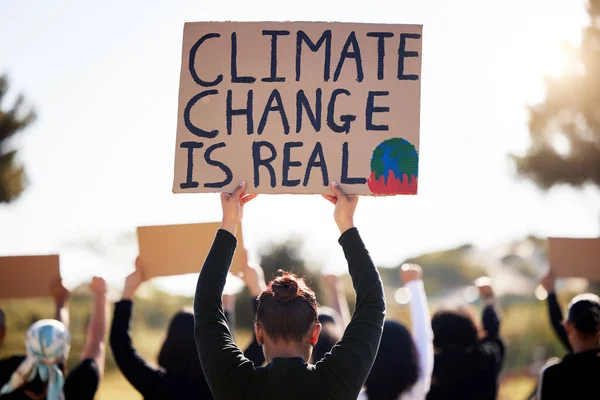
<box><xmin>546</xmin><ymin>292</ymin><xmax>572</xmax><ymax>352</ymax></box>
<box><xmin>426</xmin><ymin>303</ymin><xmax>505</xmax><ymax>400</ymax></box>
<box><xmin>194</xmin><ymin>228</ymin><xmax>386</xmax><ymax>400</ymax></box>
<box><xmin>110</xmin><ymin>300</ymin><xmax>214</xmax><ymax>399</ymax></box>
<box><xmin>537</xmin><ymin>346</ymin><xmax>600</xmax><ymax>400</ymax></box>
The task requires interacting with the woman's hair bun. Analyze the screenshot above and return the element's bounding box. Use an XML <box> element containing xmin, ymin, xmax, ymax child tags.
<box><xmin>271</xmin><ymin>275</ymin><xmax>299</xmax><ymax>303</ymax></box>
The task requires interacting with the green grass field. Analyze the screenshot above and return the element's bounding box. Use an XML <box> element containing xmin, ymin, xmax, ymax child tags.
<box><xmin>96</xmin><ymin>372</ymin><xmax>537</xmax><ymax>400</ymax></box>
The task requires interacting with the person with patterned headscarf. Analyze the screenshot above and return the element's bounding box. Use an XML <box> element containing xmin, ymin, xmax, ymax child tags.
<box><xmin>0</xmin><ymin>320</ymin><xmax>70</xmax><ymax>400</ymax></box>
<box><xmin>0</xmin><ymin>277</ymin><xmax>107</xmax><ymax>400</ymax></box>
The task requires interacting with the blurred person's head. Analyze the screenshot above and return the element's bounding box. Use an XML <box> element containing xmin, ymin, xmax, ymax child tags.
<box><xmin>311</xmin><ymin>308</ymin><xmax>343</xmax><ymax>363</ymax></box>
<box><xmin>317</xmin><ymin>306</ymin><xmax>341</xmax><ymax>327</ymax></box>
<box><xmin>255</xmin><ymin>271</ymin><xmax>321</xmax><ymax>363</ymax></box>
<box><xmin>564</xmin><ymin>293</ymin><xmax>600</xmax><ymax>352</ymax></box>
<box><xmin>158</xmin><ymin>308</ymin><xmax>205</xmax><ymax>382</ymax></box>
<box><xmin>311</xmin><ymin>325</ymin><xmax>341</xmax><ymax>364</ymax></box>
<box><xmin>432</xmin><ymin>306</ymin><xmax>478</xmax><ymax>351</ymax></box>
<box><xmin>0</xmin><ymin>319</ymin><xmax>70</xmax><ymax>400</ymax></box>
<box><xmin>365</xmin><ymin>320</ymin><xmax>420</xmax><ymax>400</ymax></box>
<box><xmin>0</xmin><ymin>308</ymin><xmax>6</xmax><ymax>347</ymax></box>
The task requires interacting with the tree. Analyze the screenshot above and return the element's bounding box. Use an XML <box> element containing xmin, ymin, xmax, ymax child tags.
<box><xmin>512</xmin><ymin>1</ymin><xmax>600</xmax><ymax>294</ymax></box>
<box><xmin>511</xmin><ymin>0</ymin><xmax>600</xmax><ymax>198</ymax></box>
<box><xmin>0</xmin><ymin>75</ymin><xmax>36</xmax><ymax>203</ymax></box>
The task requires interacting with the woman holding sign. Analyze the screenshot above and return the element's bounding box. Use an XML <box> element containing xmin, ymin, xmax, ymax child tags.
<box><xmin>194</xmin><ymin>181</ymin><xmax>385</xmax><ymax>400</ymax></box>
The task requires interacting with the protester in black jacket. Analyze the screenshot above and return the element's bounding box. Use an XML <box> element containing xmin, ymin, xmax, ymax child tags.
<box><xmin>110</xmin><ymin>253</ymin><xmax>267</xmax><ymax>400</ymax></box>
<box><xmin>540</xmin><ymin>271</ymin><xmax>572</xmax><ymax>352</ymax></box>
<box><xmin>194</xmin><ymin>181</ymin><xmax>386</xmax><ymax>400</ymax></box>
<box><xmin>426</xmin><ymin>280</ymin><xmax>504</xmax><ymax>400</ymax></box>
<box><xmin>537</xmin><ymin>293</ymin><xmax>600</xmax><ymax>400</ymax></box>
<box><xmin>110</xmin><ymin>257</ymin><xmax>214</xmax><ymax>399</ymax></box>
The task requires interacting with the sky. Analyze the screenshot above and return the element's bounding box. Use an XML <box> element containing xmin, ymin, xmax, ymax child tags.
<box><xmin>1</xmin><ymin>0</ymin><xmax>598</xmax><ymax>296</ymax></box>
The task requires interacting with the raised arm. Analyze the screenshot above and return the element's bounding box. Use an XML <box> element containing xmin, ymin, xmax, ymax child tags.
<box><xmin>51</xmin><ymin>278</ymin><xmax>70</xmax><ymax>330</ymax></box>
<box><xmin>194</xmin><ymin>182</ymin><xmax>258</xmax><ymax>398</ymax></box>
<box><xmin>317</xmin><ymin>183</ymin><xmax>386</xmax><ymax>399</ymax></box>
<box><xmin>109</xmin><ymin>259</ymin><xmax>167</xmax><ymax>396</ymax></box>
<box><xmin>323</xmin><ymin>274</ymin><xmax>351</xmax><ymax>327</ymax></box>
<box><xmin>540</xmin><ymin>271</ymin><xmax>572</xmax><ymax>352</ymax></box>
<box><xmin>476</xmin><ymin>280</ymin><xmax>505</xmax><ymax>369</ymax></box>
<box><xmin>81</xmin><ymin>277</ymin><xmax>108</xmax><ymax>376</ymax></box>
<box><xmin>401</xmin><ymin>264</ymin><xmax>433</xmax><ymax>395</ymax></box>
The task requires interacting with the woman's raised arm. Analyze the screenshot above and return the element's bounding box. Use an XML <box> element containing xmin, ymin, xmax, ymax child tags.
<box><xmin>401</xmin><ymin>264</ymin><xmax>434</xmax><ymax>397</ymax></box>
<box><xmin>194</xmin><ymin>182</ymin><xmax>258</xmax><ymax>398</ymax></box>
<box><xmin>317</xmin><ymin>183</ymin><xmax>386</xmax><ymax>399</ymax></box>
<box><xmin>81</xmin><ymin>277</ymin><xmax>108</xmax><ymax>376</ymax></box>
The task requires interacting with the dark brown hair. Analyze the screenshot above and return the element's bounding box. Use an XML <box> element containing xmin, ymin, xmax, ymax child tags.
<box><xmin>365</xmin><ymin>320</ymin><xmax>420</xmax><ymax>399</ymax></box>
<box><xmin>567</xmin><ymin>294</ymin><xmax>600</xmax><ymax>336</ymax></box>
<box><xmin>256</xmin><ymin>271</ymin><xmax>318</xmax><ymax>342</ymax></box>
<box><xmin>157</xmin><ymin>309</ymin><xmax>206</xmax><ymax>385</ymax></box>
<box><xmin>432</xmin><ymin>308</ymin><xmax>478</xmax><ymax>351</ymax></box>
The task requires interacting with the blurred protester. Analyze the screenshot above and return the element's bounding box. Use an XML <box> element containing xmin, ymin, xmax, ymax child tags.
<box><xmin>426</xmin><ymin>278</ymin><xmax>504</xmax><ymax>400</ymax></box>
<box><xmin>359</xmin><ymin>263</ymin><xmax>434</xmax><ymax>400</ymax></box>
<box><xmin>536</xmin><ymin>293</ymin><xmax>600</xmax><ymax>400</ymax></box>
<box><xmin>311</xmin><ymin>273</ymin><xmax>350</xmax><ymax>364</ymax></box>
<box><xmin>0</xmin><ymin>309</ymin><xmax>5</xmax><ymax>350</ymax></box>
<box><xmin>237</xmin><ymin>249</ymin><xmax>267</xmax><ymax>367</ymax></box>
<box><xmin>311</xmin><ymin>306</ymin><xmax>344</xmax><ymax>364</ymax></box>
<box><xmin>539</xmin><ymin>271</ymin><xmax>572</xmax><ymax>352</ymax></box>
<box><xmin>194</xmin><ymin>181</ymin><xmax>385</xmax><ymax>399</ymax></box>
<box><xmin>109</xmin><ymin>257</ymin><xmax>213</xmax><ymax>399</ymax></box>
<box><xmin>0</xmin><ymin>277</ymin><xmax>107</xmax><ymax>399</ymax></box>
<box><xmin>322</xmin><ymin>274</ymin><xmax>351</xmax><ymax>327</ymax></box>
<box><xmin>524</xmin><ymin>270</ymin><xmax>573</xmax><ymax>399</ymax></box>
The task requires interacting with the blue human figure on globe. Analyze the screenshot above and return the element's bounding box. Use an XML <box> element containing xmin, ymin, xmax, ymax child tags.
<box><xmin>367</xmin><ymin>137</ymin><xmax>418</xmax><ymax>195</ymax></box>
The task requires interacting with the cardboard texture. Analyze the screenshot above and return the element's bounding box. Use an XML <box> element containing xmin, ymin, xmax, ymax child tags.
<box><xmin>137</xmin><ymin>222</ymin><xmax>245</xmax><ymax>279</ymax></box>
<box><xmin>174</xmin><ymin>22</ymin><xmax>422</xmax><ymax>195</ymax></box>
<box><xmin>0</xmin><ymin>255</ymin><xmax>60</xmax><ymax>298</ymax></box>
<box><xmin>548</xmin><ymin>238</ymin><xmax>600</xmax><ymax>281</ymax></box>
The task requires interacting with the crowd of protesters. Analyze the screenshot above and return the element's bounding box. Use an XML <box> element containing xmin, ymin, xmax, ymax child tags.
<box><xmin>0</xmin><ymin>182</ymin><xmax>598</xmax><ymax>399</ymax></box>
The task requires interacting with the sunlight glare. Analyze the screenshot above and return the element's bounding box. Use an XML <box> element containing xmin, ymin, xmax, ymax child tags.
<box><xmin>538</xmin><ymin>46</ymin><xmax>571</xmax><ymax>79</ymax></box>
<box><xmin>395</xmin><ymin>287</ymin><xmax>412</xmax><ymax>305</ymax></box>
<box><xmin>535</xmin><ymin>285</ymin><xmax>548</xmax><ymax>301</ymax></box>
<box><xmin>550</xmin><ymin>133</ymin><xmax>572</xmax><ymax>157</ymax></box>
<box><xmin>464</xmin><ymin>286</ymin><xmax>479</xmax><ymax>303</ymax></box>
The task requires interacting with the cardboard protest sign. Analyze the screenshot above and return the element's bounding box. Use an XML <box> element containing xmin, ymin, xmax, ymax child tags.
<box><xmin>548</xmin><ymin>238</ymin><xmax>600</xmax><ymax>282</ymax></box>
<box><xmin>173</xmin><ymin>22</ymin><xmax>422</xmax><ymax>195</ymax></box>
<box><xmin>0</xmin><ymin>255</ymin><xmax>60</xmax><ymax>298</ymax></box>
<box><xmin>137</xmin><ymin>222</ymin><xmax>245</xmax><ymax>279</ymax></box>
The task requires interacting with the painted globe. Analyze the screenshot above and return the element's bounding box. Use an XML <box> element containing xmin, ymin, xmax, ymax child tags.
<box><xmin>367</xmin><ymin>137</ymin><xmax>418</xmax><ymax>195</ymax></box>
